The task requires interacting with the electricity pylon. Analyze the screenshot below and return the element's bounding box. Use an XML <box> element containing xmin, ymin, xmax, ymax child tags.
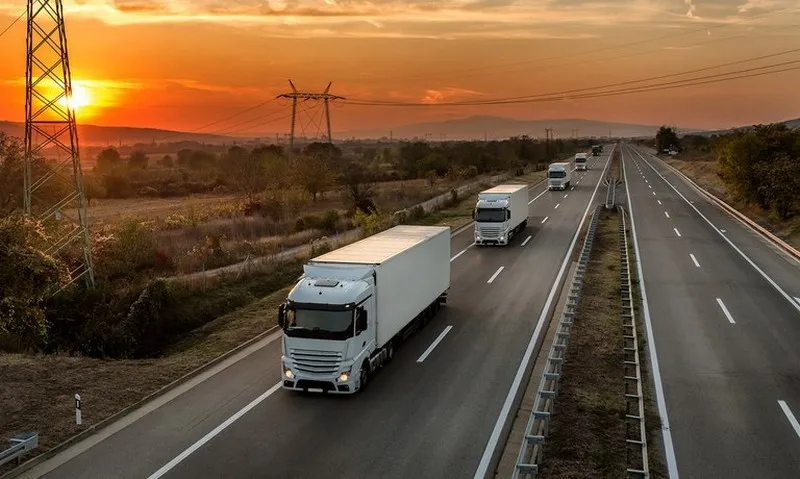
<box><xmin>276</xmin><ymin>80</ymin><xmax>344</xmax><ymax>160</ymax></box>
<box><xmin>24</xmin><ymin>0</ymin><xmax>95</xmax><ymax>290</ymax></box>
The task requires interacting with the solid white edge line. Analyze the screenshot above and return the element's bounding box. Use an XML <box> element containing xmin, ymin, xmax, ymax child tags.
<box><xmin>541</xmin><ymin>216</ymin><xmax>549</xmax><ymax>224</ymax></box>
<box><xmin>794</xmin><ymin>296</ymin><xmax>800</xmax><ymax>307</ymax></box>
<box><xmin>690</xmin><ymin>253</ymin><xmax>701</xmax><ymax>268</ymax></box>
<box><xmin>451</xmin><ymin>244</ymin><xmax>473</xmax><ymax>262</ymax></box>
<box><xmin>632</xmin><ymin>147</ymin><xmax>800</xmax><ymax>316</ymax></box>
<box><xmin>665</xmin><ymin>211</ymin><xmax>670</xmax><ymax>219</ymax></box>
<box><xmin>147</xmin><ymin>382</ymin><xmax>283</xmax><ymax>479</ymax></box>
<box><xmin>674</xmin><ymin>228</ymin><xmax>682</xmax><ymax>237</ymax></box>
<box><xmin>473</xmin><ymin>146</ymin><xmax>614</xmax><ymax>479</ymax></box>
<box><xmin>521</xmin><ymin>235</ymin><xmax>532</xmax><ymax>247</ymax></box>
<box><xmin>779</xmin><ymin>400</ymin><xmax>800</xmax><ymax>439</ymax></box>
<box><xmin>715</xmin><ymin>298</ymin><xmax>736</xmax><ymax>324</ymax></box>
<box><xmin>621</xmin><ymin>144</ymin><xmax>680</xmax><ymax>478</ymax></box>
<box><xmin>487</xmin><ymin>266</ymin><xmax>505</xmax><ymax>284</ymax></box>
<box><xmin>416</xmin><ymin>325</ymin><xmax>454</xmax><ymax>363</ymax></box>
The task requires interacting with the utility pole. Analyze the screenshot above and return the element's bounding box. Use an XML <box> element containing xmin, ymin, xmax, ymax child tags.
<box><xmin>24</xmin><ymin>0</ymin><xmax>95</xmax><ymax>290</ymax></box>
<box><xmin>276</xmin><ymin>80</ymin><xmax>344</xmax><ymax>161</ymax></box>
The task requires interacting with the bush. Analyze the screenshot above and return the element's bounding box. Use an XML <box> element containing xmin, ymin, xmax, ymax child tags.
<box><xmin>138</xmin><ymin>186</ymin><xmax>160</xmax><ymax>197</ymax></box>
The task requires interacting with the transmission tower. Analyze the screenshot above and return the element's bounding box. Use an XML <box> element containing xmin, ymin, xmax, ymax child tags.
<box><xmin>24</xmin><ymin>0</ymin><xmax>95</xmax><ymax>289</ymax></box>
<box><xmin>276</xmin><ymin>80</ymin><xmax>344</xmax><ymax>159</ymax></box>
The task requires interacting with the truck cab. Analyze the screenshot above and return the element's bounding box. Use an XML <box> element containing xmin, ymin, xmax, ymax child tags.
<box><xmin>548</xmin><ymin>163</ymin><xmax>571</xmax><ymax>191</ymax></box>
<box><xmin>591</xmin><ymin>145</ymin><xmax>601</xmax><ymax>156</ymax></box>
<box><xmin>575</xmin><ymin>153</ymin><xmax>589</xmax><ymax>171</ymax></box>
<box><xmin>473</xmin><ymin>184</ymin><xmax>528</xmax><ymax>246</ymax></box>
<box><xmin>279</xmin><ymin>267</ymin><xmax>375</xmax><ymax>394</ymax></box>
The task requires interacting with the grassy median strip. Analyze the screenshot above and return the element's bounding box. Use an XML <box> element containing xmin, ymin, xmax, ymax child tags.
<box><xmin>539</xmin><ymin>208</ymin><xmax>625</xmax><ymax>478</ymax></box>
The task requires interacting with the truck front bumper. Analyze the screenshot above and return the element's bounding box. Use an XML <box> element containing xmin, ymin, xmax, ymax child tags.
<box><xmin>475</xmin><ymin>235</ymin><xmax>508</xmax><ymax>246</ymax></box>
<box><xmin>282</xmin><ymin>378</ymin><xmax>355</xmax><ymax>394</ymax></box>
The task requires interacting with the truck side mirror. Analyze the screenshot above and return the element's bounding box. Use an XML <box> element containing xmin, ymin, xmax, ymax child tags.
<box><xmin>278</xmin><ymin>303</ymin><xmax>287</xmax><ymax>329</ymax></box>
<box><xmin>506</xmin><ymin>210</ymin><xmax>511</xmax><ymax>220</ymax></box>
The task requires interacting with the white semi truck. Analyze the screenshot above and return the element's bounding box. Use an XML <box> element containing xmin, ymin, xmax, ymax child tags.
<box><xmin>278</xmin><ymin>225</ymin><xmax>451</xmax><ymax>394</ymax></box>
<box><xmin>473</xmin><ymin>184</ymin><xmax>529</xmax><ymax>246</ymax></box>
<box><xmin>575</xmin><ymin>152</ymin><xmax>589</xmax><ymax>171</ymax></box>
<box><xmin>548</xmin><ymin>162</ymin><xmax>572</xmax><ymax>190</ymax></box>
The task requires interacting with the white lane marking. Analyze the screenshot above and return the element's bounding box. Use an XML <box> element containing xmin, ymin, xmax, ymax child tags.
<box><xmin>541</xmin><ymin>216</ymin><xmax>549</xmax><ymax>224</ymax></box>
<box><xmin>564</xmin><ymin>194</ymin><xmax>569</xmax><ymax>198</ymax></box>
<box><xmin>690</xmin><ymin>253</ymin><xmax>701</xmax><ymax>268</ymax></box>
<box><xmin>665</xmin><ymin>211</ymin><xmax>670</xmax><ymax>219</ymax></box>
<box><xmin>794</xmin><ymin>296</ymin><xmax>800</xmax><ymax>307</ymax></box>
<box><xmin>475</xmin><ymin>145</ymin><xmax>615</xmax><ymax>478</ymax></box>
<box><xmin>716</xmin><ymin>298</ymin><xmax>736</xmax><ymax>324</ymax></box>
<box><xmin>450</xmin><ymin>244</ymin><xmax>473</xmax><ymax>262</ymax></box>
<box><xmin>657</xmin><ymin>200</ymin><xmax>662</xmax><ymax>205</ymax></box>
<box><xmin>487</xmin><ymin>266</ymin><xmax>505</xmax><ymax>284</ymax></box>
<box><xmin>652</xmin><ymin>191</ymin><xmax>656</xmax><ymax>196</ymax></box>
<box><xmin>416</xmin><ymin>325</ymin><xmax>454</xmax><ymax>363</ymax></box>
<box><xmin>148</xmin><ymin>382</ymin><xmax>282</xmax><ymax>479</ymax></box>
<box><xmin>649</xmin><ymin>185</ymin><xmax>653</xmax><ymax>189</ymax></box>
<box><xmin>779</xmin><ymin>400</ymin><xmax>800</xmax><ymax>439</ymax></box>
<box><xmin>674</xmin><ymin>228</ymin><xmax>682</xmax><ymax>237</ymax></box>
<box><xmin>570</xmin><ymin>186</ymin><xmax>575</xmax><ymax>191</ymax></box>
<box><xmin>621</xmin><ymin>145</ymin><xmax>679</xmax><ymax>478</ymax></box>
<box><xmin>528</xmin><ymin>189</ymin><xmax>547</xmax><ymax>205</ymax></box>
<box><xmin>521</xmin><ymin>235</ymin><xmax>532</xmax><ymax>247</ymax></box>
<box><xmin>632</xmin><ymin>147</ymin><xmax>800</xmax><ymax>316</ymax></box>
<box><xmin>555</xmin><ymin>203</ymin><xmax>561</xmax><ymax>209</ymax></box>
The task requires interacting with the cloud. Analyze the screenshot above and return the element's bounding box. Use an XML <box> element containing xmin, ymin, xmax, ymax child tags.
<box><xmin>421</xmin><ymin>87</ymin><xmax>483</xmax><ymax>104</ymax></box>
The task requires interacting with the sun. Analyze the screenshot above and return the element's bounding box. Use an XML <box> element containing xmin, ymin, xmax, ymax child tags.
<box><xmin>59</xmin><ymin>83</ymin><xmax>93</xmax><ymax>113</ymax></box>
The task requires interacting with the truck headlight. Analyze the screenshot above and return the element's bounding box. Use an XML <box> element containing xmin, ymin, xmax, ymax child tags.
<box><xmin>338</xmin><ymin>372</ymin><xmax>350</xmax><ymax>382</ymax></box>
<box><xmin>284</xmin><ymin>369</ymin><xmax>294</xmax><ymax>379</ymax></box>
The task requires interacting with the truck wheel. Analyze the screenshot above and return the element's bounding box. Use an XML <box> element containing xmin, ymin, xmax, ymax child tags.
<box><xmin>385</xmin><ymin>342</ymin><xmax>395</xmax><ymax>363</ymax></box>
<box><xmin>359</xmin><ymin>362</ymin><xmax>371</xmax><ymax>391</ymax></box>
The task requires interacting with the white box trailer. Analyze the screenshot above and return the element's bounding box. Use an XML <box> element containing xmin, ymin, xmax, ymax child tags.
<box><xmin>278</xmin><ymin>225</ymin><xmax>451</xmax><ymax>394</ymax></box>
<box><xmin>548</xmin><ymin>162</ymin><xmax>572</xmax><ymax>190</ymax></box>
<box><xmin>473</xmin><ymin>184</ymin><xmax>529</xmax><ymax>246</ymax></box>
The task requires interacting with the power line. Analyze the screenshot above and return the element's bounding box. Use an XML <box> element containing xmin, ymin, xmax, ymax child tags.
<box><xmin>0</xmin><ymin>9</ymin><xmax>25</xmax><ymax>39</ymax></box>
<box><xmin>344</xmin><ymin>48</ymin><xmax>800</xmax><ymax>107</ymax></box>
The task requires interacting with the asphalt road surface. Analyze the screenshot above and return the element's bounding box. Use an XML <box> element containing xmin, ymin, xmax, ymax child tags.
<box><xmin>23</xmin><ymin>150</ymin><xmax>613</xmax><ymax>479</ymax></box>
<box><xmin>622</xmin><ymin>143</ymin><xmax>800</xmax><ymax>479</ymax></box>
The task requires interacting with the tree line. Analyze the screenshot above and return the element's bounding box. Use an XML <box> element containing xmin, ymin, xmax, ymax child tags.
<box><xmin>653</xmin><ymin>124</ymin><xmax>800</xmax><ymax>220</ymax></box>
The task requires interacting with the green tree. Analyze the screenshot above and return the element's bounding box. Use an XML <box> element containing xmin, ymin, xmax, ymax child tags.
<box><xmin>340</xmin><ymin>161</ymin><xmax>377</xmax><ymax>215</ymax></box>
<box><xmin>293</xmin><ymin>153</ymin><xmax>335</xmax><ymax>202</ymax></box>
<box><xmin>655</xmin><ymin>126</ymin><xmax>680</xmax><ymax>152</ymax></box>
<box><xmin>0</xmin><ymin>214</ymin><xmax>63</xmax><ymax>350</ymax></box>
<box><xmin>95</xmin><ymin>147</ymin><xmax>123</xmax><ymax>173</ymax></box>
<box><xmin>757</xmin><ymin>153</ymin><xmax>800</xmax><ymax>219</ymax></box>
<box><xmin>0</xmin><ymin>134</ymin><xmax>24</xmax><ymax>214</ymax></box>
<box><xmin>128</xmin><ymin>150</ymin><xmax>149</xmax><ymax>169</ymax></box>
<box><xmin>227</xmin><ymin>146</ymin><xmax>268</xmax><ymax>201</ymax></box>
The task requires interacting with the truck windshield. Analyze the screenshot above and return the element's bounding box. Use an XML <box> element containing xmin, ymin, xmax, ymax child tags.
<box><xmin>576</xmin><ymin>158</ymin><xmax>586</xmax><ymax>163</ymax></box>
<box><xmin>549</xmin><ymin>171</ymin><xmax>566</xmax><ymax>178</ymax></box>
<box><xmin>285</xmin><ymin>307</ymin><xmax>354</xmax><ymax>340</ymax></box>
<box><xmin>475</xmin><ymin>208</ymin><xmax>506</xmax><ymax>222</ymax></box>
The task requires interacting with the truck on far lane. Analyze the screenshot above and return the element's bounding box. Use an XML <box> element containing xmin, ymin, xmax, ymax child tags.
<box><xmin>473</xmin><ymin>184</ymin><xmax>529</xmax><ymax>246</ymax></box>
<box><xmin>592</xmin><ymin>145</ymin><xmax>601</xmax><ymax>156</ymax></box>
<box><xmin>575</xmin><ymin>152</ymin><xmax>589</xmax><ymax>171</ymax></box>
<box><xmin>278</xmin><ymin>225</ymin><xmax>451</xmax><ymax>394</ymax></box>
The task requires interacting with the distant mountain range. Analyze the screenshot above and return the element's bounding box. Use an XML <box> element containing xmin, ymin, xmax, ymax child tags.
<box><xmin>1</xmin><ymin>115</ymin><xmax>796</xmax><ymax>146</ymax></box>
<box><xmin>684</xmin><ymin>117</ymin><xmax>800</xmax><ymax>137</ymax></box>
<box><xmin>0</xmin><ymin>121</ymin><xmax>235</xmax><ymax>146</ymax></box>
<box><xmin>340</xmin><ymin>116</ymin><xmax>674</xmax><ymax>140</ymax></box>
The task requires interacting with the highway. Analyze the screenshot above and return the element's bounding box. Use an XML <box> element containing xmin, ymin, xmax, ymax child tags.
<box><xmin>621</xmin><ymin>143</ymin><xmax>800</xmax><ymax>478</ymax></box>
<box><xmin>21</xmin><ymin>150</ymin><xmax>613</xmax><ymax>479</ymax></box>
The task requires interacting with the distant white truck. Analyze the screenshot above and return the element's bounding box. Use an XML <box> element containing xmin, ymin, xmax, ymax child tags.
<box><xmin>575</xmin><ymin>152</ymin><xmax>589</xmax><ymax>171</ymax></box>
<box><xmin>278</xmin><ymin>225</ymin><xmax>451</xmax><ymax>394</ymax></box>
<box><xmin>548</xmin><ymin>162</ymin><xmax>572</xmax><ymax>190</ymax></box>
<box><xmin>473</xmin><ymin>184</ymin><xmax>529</xmax><ymax>246</ymax></box>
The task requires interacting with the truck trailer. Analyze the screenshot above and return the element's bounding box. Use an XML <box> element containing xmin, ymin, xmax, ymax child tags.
<box><xmin>278</xmin><ymin>225</ymin><xmax>451</xmax><ymax>394</ymax></box>
<box><xmin>575</xmin><ymin>152</ymin><xmax>589</xmax><ymax>171</ymax></box>
<box><xmin>548</xmin><ymin>162</ymin><xmax>572</xmax><ymax>190</ymax></box>
<box><xmin>473</xmin><ymin>184</ymin><xmax>529</xmax><ymax>246</ymax></box>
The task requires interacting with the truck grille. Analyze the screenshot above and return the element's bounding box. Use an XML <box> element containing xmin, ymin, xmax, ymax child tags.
<box><xmin>290</xmin><ymin>349</ymin><xmax>342</xmax><ymax>375</ymax></box>
<box><xmin>479</xmin><ymin>226</ymin><xmax>502</xmax><ymax>238</ymax></box>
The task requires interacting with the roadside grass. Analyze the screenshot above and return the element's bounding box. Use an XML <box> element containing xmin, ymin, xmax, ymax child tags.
<box><xmin>540</xmin><ymin>209</ymin><xmax>626</xmax><ymax>478</ymax></box>
<box><xmin>610</xmin><ymin>148</ymin><xmax>622</xmax><ymax>180</ymax></box>
<box><xmin>0</xmin><ymin>171</ymin><xmax>512</xmax><ymax>468</ymax></box>
<box><xmin>664</xmin><ymin>153</ymin><xmax>800</xmax><ymax>250</ymax></box>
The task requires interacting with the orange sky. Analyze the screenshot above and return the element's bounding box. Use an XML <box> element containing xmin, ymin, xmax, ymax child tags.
<box><xmin>0</xmin><ymin>0</ymin><xmax>799</xmax><ymax>136</ymax></box>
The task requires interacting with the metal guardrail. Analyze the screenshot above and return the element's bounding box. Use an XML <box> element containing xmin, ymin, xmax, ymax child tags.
<box><xmin>618</xmin><ymin>206</ymin><xmax>650</xmax><ymax>478</ymax></box>
<box><xmin>0</xmin><ymin>433</ymin><xmax>38</xmax><ymax>468</ymax></box>
<box><xmin>512</xmin><ymin>204</ymin><xmax>604</xmax><ymax>478</ymax></box>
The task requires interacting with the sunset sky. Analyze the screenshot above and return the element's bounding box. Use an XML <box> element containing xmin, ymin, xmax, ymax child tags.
<box><xmin>0</xmin><ymin>0</ymin><xmax>799</xmax><ymax>136</ymax></box>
